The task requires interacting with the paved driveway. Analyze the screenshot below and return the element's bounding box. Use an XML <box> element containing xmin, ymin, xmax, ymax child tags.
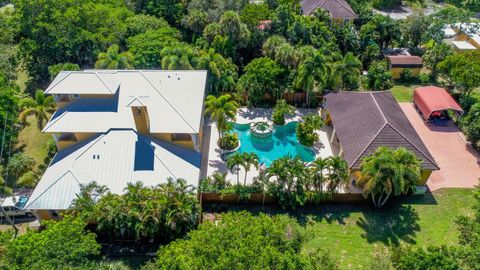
<box><xmin>400</xmin><ymin>103</ymin><xmax>480</xmax><ymax>191</ymax></box>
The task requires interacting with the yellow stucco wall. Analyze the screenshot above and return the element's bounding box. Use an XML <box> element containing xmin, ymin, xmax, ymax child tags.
<box><xmin>55</xmin><ymin>132</ymin><xmax>95</xmax><ymax>151</ymax></box>
<box><xmin>151</xmin><ymin>133</ymin><xmax>195</xmax><ymax>150</ymax></box>
<box><xmin>351</xmin><ymin>169</ymin><xmax>432</xmax><ymax>185</ymax></box>
<box><xmin>391</xmin><ymin>67</ymin><xmax>421</xmax><ymax>79</ymax></box>
<box><xmin>35</xmin><ymin>210</ymin><xmax>65</xmax><ymax>221</ymax></box>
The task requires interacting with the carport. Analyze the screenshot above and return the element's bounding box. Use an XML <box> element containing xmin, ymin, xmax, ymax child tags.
<box><xmin>413</xmin><ymin>86</ymin><xmax>464</xmax><ymax>122</ymax></box>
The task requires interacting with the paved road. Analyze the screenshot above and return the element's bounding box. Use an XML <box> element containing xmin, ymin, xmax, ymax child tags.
<box><xmin>400</xmin><ymin>103</ymin><xmax>480</xmax><ymax>191</ymax></box>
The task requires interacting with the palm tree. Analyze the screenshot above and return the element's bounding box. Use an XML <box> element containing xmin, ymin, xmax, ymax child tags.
<box><xmin>275</xmin><ymin>43</ymin><xmax>296</xmax><ymax>67</ymax></box>
<box><xmin>226</xmin><ymin>152</ymin><xmax>244</xmax><ymax>186</ymax></box>
<box><xmin>95</xmin><ymin>45</ymin><xmax>134</xmax><ymax>70</ymax></box>
<box><xmin>196</xmin><ymin>49</ymin><xmax>237</xmax><ymax>95</ymax></box>
<box><xmin>19</xmin><ymin>90</ymin><xmax>56</xmax><ymax>128</ymax></box>
<box><xmin>336</xmin><ymin>53</ymin><xmax>362</xmax><ymax>90</ymax></box>
<box><xmin>294</xmin><ymin>51</ymin><xmax>327</xmax><ymax>106</ymax></box>
<box><xmin>262</xmin><ymin>35</ymin><xmax>288</xmax><ymax>59</ymax></box>
<box><xmin>70</xmin><ymin>181</ymin><xmax>109</xmax><ymax>222</ymax></box>
<box><xmin>241</xmin><ymin>152</ymin><xmax>259</xmax><ymax>186</ymax></box>
<box><xmin>160</xmin><ymin>44</ymin><xmax>197</xmax><ymax>70</ymax></box>
<box><xmin>266</xmin><ymin>156</ymin><xmax>308</xmax><ymax>208</ymax></box>
<box><xmin>204</xmin><ymin>94</ymin><xmax>238</xmax><ymax>138</ymax></box>
<box><xmin>310</xmin><ymin>157</ymin><xmax>329</xmax><ymax>194</ymax></box>
<box><xmin>358</xmin><ymin>147</ymin><xmax>421</xmax><ymax>208</ymax></box>
<box><xmin>326</xmin><ymin>156</ymin><xmax>350</xmax><ymax>193</ymax></box>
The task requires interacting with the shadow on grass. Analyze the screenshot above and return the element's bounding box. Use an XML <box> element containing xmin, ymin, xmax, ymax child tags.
<box><xmin>203</xmin><ymin>193</ymin><xmax>436</xmax><ymax>245</ymax></box>
<box><xmin>356</xmin><ymin>204</ymin><xmax>420</xmax><ymax>246</ymax></box>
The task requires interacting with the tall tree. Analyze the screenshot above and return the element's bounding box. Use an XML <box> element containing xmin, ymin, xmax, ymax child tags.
<box><xmin>336</xmin><ymin>53</ymin><xmax>362</xmax><ymax>91</ymax></box>
<box><xmin>196</xmin><ymin>49</ymin><xmax>238</xmax><ymax>95</ymax></box>
<box><xmin>423</xmin><ymin>42</ymin><xmax>453</xmax><ymax>80</ymax></box>
<box><xmin>358</xmin><ymin>147</ymin><xmax>421</xmax><ymax>208</ymax></box>
<box><xmin>438</xmin><ymin>51</ymin><xmax>480</xmax><ymax>95</ymax></box>
<box><xmin>160</xmin><ymin>43</ymin><xmax>197</xmax><ymax>70</ymax></box>
<box><xmin>236</xmin><ymin>57</ymin><xmax>284</xmax><ymax>106</ymax></box>
<box><xmin>14</xmin><ymin>0</ymin><xmax>133</xmax><ymax>86</ymax></box>
<box><xmin>95</xmin><ymin>45</ymin><xmax>134</xmax><ymax>70</ymax></box>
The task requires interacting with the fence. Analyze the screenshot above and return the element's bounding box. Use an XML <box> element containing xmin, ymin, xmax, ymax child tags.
<box><xmin>200</xmin><ymin>192</ymin><xmax>366</xmax><ymax>205</ymax></box>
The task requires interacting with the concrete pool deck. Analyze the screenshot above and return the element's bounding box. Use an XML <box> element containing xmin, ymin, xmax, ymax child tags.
<box><xmin>204</xmin><ymin>108</ymin><xmax>340</xmax><ymax>185</ymax></box>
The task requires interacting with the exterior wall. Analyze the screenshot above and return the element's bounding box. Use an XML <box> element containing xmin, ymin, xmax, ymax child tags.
<box><xmin>35</xmin><ymin>210</ymin><xmax>65</xmax><ymax>222</ymax></box>
<box><xmin>418</xmin><ymin>170</ymin><xmax>433</xmax><ymax>185</ymax></box>
<box><xmin>456</xmin><ymin>33</ymin><xmax>480</xmax><ymax>49</ymax></box>
<box><xmin>151</xmin><ymin>133</ymin><xmax>196</xmax><ymax>150</ymax></box>
<box><xmin>54</xmin><ymin>132</ymin><xmax>95</xmax><ymax>151</ymax></box>
<box><xmin>390</xmin><ymin>67</ymin><xmax>421</xmax><ymax>79</ymax></box>
<box><xmin>131</xmin><ymin>106</ymin><xmax>150</xmax><ymax>134</ymax></box>
<box><xmin>79</xmin><ymin>94</ymin><xmax>114</xmax><ymax>99</ymax></box>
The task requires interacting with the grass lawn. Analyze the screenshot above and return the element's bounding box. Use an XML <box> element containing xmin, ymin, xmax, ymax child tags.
<box><xmin>391</xmin><ymin>84</ymin><xmax>418</xmax><ymax>102</ymax></box>
<box><xmin>15</xmin><ymin>115</ymin><xmax>52</xmax><ymax>169</ymax></box>
<box><xmin>301</xmin><ymin>188</ymin><xmax>476</xmax><ymax>269</ymax></box>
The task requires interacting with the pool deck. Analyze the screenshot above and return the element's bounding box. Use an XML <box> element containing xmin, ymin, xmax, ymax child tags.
<box><xmin>204</xmin><ymin>108</ymin><xmax>340</xmax><ymax>185</ymax></box>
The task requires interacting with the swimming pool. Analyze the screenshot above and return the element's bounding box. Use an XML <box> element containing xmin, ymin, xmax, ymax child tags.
<box><xmin>229</xmin><ymin>121</ymin><xmax>315</xmax><ymax>166</ymax></box>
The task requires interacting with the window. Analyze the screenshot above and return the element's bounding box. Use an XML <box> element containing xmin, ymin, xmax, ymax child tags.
<box><xmin>49</xmin><ymin>210</ymin><xmax>59</xmax><ymax>218</ymax></box>
<box><xmin>170</xmin><ymin>133</ymin><xmax>191</xmax><ymax>141</ymax></box>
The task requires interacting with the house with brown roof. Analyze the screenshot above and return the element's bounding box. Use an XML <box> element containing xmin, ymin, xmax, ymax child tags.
<box><xmin>323</xmin><ymin>91</ymin><xmax>439</xmax><ymax>185</ymax></box>
<box><xmin>385</xmin><ymin>55</ymin><xmax>423</xmax><ymax>79</ymax></box>
<box><xmin>300</xmin><ymin>0</ymin><xmax>357</xmax><ymax>22</ymax></box>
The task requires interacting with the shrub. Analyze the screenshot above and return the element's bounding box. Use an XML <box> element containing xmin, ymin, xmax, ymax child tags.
<box><xmin>145</xmin><ymin>211</ymin><xmax>338</xmax><ymax>270</ymax></box>
<box><xmin>419</xmin><ymin>71</ymin><xmax>430</xmax><ymax>85</ymax></box>
<box><xmin>70</xmin><ymin>179</ymin><xmax>200</xmax><ymax>242</ymax></box>
<box><xmin>296</xmin><ymin>115</ymin><xmax>323</xmax><ymax>147</ymax></box>
<box><xmin>218</xmin><ymin>132</ymin><xmax>239</xmax><ymax>150</ymax></box>
<box><xmin>199</xmin><ymin>172</ymin><xmax>230</xmax><ymax>192</ymax></box>
<box><xmin>17</xmin><ymin>171</ymin><xmax>37</xmax><ymax>188</ymax></box>
<box><xmin>272</xmin><ymin>99</ymin><xmax>295</xmax><ymax>125</ymax></box>
<box><xmin>1</xmin><ymin>216</ymin><xmax>100</xmax><ymax>270</ymax></box>
<box><xmin>367</xmin><ymin>60</ymin><xmax>393</xmax><ymax>91</ymax></box>
<box><xmin>400</xmin><ymin>68</ymin><xmax>413</xmax><ymax>82</ymax></box>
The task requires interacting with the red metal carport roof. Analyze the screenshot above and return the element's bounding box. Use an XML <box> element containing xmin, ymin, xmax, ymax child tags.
<box><xmin>413</xmin><ymin>86</ymin><xmax>464</xmax><ymax>120</ymax></box>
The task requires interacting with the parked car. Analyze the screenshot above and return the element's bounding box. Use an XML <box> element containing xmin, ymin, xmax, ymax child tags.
<box><xmin>0</xmin><ymin>196</ymin><xmax>34</xmax><ymax>218</ymax></box>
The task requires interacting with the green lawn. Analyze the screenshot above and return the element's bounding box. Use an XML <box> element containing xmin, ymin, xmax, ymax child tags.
<box><xmin>15</xmin><ymin>115</ymin><xmax>52</xmax><ymax>169</ymax></box>
<box><xmin>301</xmin><ymin>188</ymin><xmax>476</xmax><ymax>269</ymax></box>
<box><xmin>390</xmin><ymin>85</ymin><xmax>417</xmax><ymax>102</ymax></box>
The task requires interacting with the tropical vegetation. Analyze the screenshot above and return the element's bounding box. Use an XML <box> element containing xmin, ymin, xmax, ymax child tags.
<box><xmin>272</xmin><ymin>99</ymin><xmax>295</xmax><ymax>125</ymax></box>
<box><xmin>296</xmin><ymin>114</ymin><xmax>324</xmax><ymax>147</ymax></box>
<box><xmin>70</xmin><ymin>179</ymin><xmax>200</xmax><ymax>242</ymax></box>
<box><xmin>358</xmin><ymin>147</ymin><xmax>421</xmax><ymax>208</ymax></box>
<box><xmin>144</xmin><ymin>211</ymin><xmax>338</xmax><ymax>270</ymax></box>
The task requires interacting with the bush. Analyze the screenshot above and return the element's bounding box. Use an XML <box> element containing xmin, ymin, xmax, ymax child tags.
<box><xmin>145</xmin><ymin>211</ymin><xmax>338</xmax><ymax>270</ymax></box>
<box><xmin>199</xmin><ymin>172</ymin><xmax>231</xmax><ymax>192</ymax></box>
<box><xmin>71</xmin><ymin>179</ymin><xmax>200</xmax><ymax>242</ymax></box>
<box><xmin>272</xmin><ymin>99</ymin><xmax>295</xmax><ymax>125</ymax></box>
<box><xmin>400</xmin><ymin>68</ymin><xmax>413</xmax><ymax>82</ymax></box>
<box><xmin>367</xmin><ymin>61</ymin><xmax>393</xmax><ymax>91</ymax></box>
<box><xmin>218</xmin><ymin>133</ymin><xmax>239</xmax><ymax>150</ymax></box>
<box><xmin>296</xmin><ymin>115</ymin><xmax>323</xmax><ymax>147</ymax></box>
<box><xmin>391</xmin><ymin>245</ymin><xmax>462</xmax><ymax>270</ymax></box>
<box><xmin>17</xmin><ymin>171</ymin><xmax>37</xmax><ymax>188</ymax></box>
<box><xmin>419</xmin><ymin>71</ymin><xmax>430</xmax><ymax>85</ymax></box>
<box><xmin>1</xmin><ymin>216</ymin><xmax>100</xmax><ymax>270</ymax></box>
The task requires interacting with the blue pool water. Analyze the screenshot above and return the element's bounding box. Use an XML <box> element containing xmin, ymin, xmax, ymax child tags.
<box><xmin>230</xmin><ymin>122</ymin><xmax>315</xmax><ymax>167</ymax></box>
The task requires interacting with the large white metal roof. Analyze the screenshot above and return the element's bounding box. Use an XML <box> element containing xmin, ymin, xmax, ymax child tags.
<box><xmin>43</xmin><ymin>70</ymin><xmax>207</xmax><ymax>134</ymax></box>
<box><xmin>25</xmin><ymin>130</ymin><xmax>201</xmax><ymax>210</ymax></box>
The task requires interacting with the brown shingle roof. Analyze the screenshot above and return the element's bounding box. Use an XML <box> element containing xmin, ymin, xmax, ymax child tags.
<box><xmin>325</xmin><ymin>91</ymin><xmax>438</xmax><ymax>170</ymax></box>
<box><xmin>386</xmin><ymin>55</ymin><xmax>423</xmax><ymax>68</ymax></box>
<box><xmin>301</xmin><ymin>0</ymin><xmax>358</xmax><ymax>19</ymax></box>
